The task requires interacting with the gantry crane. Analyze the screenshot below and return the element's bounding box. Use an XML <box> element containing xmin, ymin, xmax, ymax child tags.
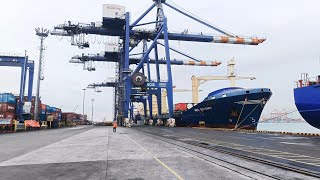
<box><xmin>50</xmin><ymin>0</ymin><xmax>265</xmax><ymax>125</ymax></box>
<box><xmin>191</xmin><ymin>59</ymin><xmax>256</xmax><ymax>103</ymax></box>
<box><xmin>0</xmin><ymin>53</ymin><xmax>34</xmax><ymax>121</ymax></box>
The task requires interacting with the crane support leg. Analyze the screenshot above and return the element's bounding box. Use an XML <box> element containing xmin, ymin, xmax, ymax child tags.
<box><xmin>27</xmin><ymin>66</ymin><xmax>35</xmax><ymax>102</ymax></box>
<box><xmin>154</xmin><ymin>44</ymin><xmax>161</xmax><ymax>82</ymax></box>
<box><xmin>124</xmin><ymin>12</ymin><xmax>132</xmax><ymax>119</ymax></box>
<box><xmin>156</xmin><ymin>91</ymin><xmax>162</xmax><ymax>116</ymax></box>
<box><xmin>18</xmin><ymin>56</ymin><xmax>28</xmax><ymax>121</ymax></box>
<box><xmin>143</xmin><ymin>100</ymin><xmax>147</xmax><ymax>119</ymax></box>
<box><xmin>148</xmin><ymin>96</ymin><xmax>153</xmax><ymax>119</ymax></box>
<box><xmin>163</xmin><ymin>18</ymin><xmax>174</xmax><ymax>118</ymax></box>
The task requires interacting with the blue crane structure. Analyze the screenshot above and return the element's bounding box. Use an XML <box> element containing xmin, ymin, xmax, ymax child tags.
<box><xmin>0</xmin><ymin>54</ymin><xmax>35</xmax><ymax>121</ymax></box>
<box><xmin>51</xmin><ymin>0</ymin><xmax>265</xmax><ymax>125</ymax></box>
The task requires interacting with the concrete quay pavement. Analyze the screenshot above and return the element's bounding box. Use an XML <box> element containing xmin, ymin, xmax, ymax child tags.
<box><xmin>0</xmin><ymin>126</ymin><xmax>317</xmax><ymax>180</ymax></box>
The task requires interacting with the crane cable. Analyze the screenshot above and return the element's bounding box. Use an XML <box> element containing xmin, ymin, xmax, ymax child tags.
<box><xmin>167</xmin><ymin>0</ymin><xmax>236</xmax><ymax>37</ymax></box>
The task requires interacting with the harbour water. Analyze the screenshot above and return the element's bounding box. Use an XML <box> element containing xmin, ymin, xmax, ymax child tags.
<box><xmin>257</xmin><ymin>123</ymin><xmax>320</xmax><ymax>134</ymax></box>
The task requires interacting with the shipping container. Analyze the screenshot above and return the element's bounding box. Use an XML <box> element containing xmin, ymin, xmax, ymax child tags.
<box><xmin>39</xmin><ymin>114</ymin><xmax>47</xmax><ymax>121</ymax></box>
<box><xmin>51</xmin><ymin>107</ymin><xmax>58</xmax><ymax>112</ymax></box>
<box><xmin>47</xmin><ymin>116</ymin><xmax>54</xmax><ymax>121</ymax></box>
<box><xmin>0</xmin><ymin>112</ymin><xmax>15</xmax><ymax>119</ymax></box>
<box><xmin>0</xmin><ymin>103</ymin><xmax>15</xmax><ymax>113</ymax></box>
<box><xmin>45</xmin><ymin>105</ymin><xmax>51</xmax><ymax>112</ymax></box>
<box><xmin>0</xmin><ymin>118</ymin><xmax>12</xmax><ymax>125</ymax></box>
<box><xmin>51</xmin><ymin>120</ymin><xmax>59</xmax><ymax>129</ymax></box>
<box><xmin>0</xmin><ymin>93</ymin><xmax>16</xmax><ymax>104</ymax></box>
<box><xmin>174</xmin><ymin>103</ymin><xmax>188</xmax><ymax>111</ymax></box>
<box><xmin>15</xmin><ymin>96</ymin><xmax>42</xmax><ymax>115</ymax></box>
<box><xmin>40</xmin><ymin>109</ymin><xmax>46</xmax><ymax>114</ymax></box>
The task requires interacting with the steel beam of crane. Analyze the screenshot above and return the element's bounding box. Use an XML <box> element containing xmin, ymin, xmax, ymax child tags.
<box><xmin>52</xmin><ymin>25</ymin><xmax>265</xmax><ymax>45</ymax></box>
<box><xmin>0</xmin><ymin>55</ymin><xmax>35</xmax><ymax>121</ymax></box>
<box><xmin>71</xmin><ymin>54</ymin><xmax>221</xmax><ymax>66</ymax></box>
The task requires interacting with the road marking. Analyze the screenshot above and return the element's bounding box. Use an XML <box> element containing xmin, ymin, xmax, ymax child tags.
<box><xmin>154</xmin><ymin>157</ymin><xmax>184</xmax><ymax>180</ymax></box>
<box><xmin>279</xmin><ymin>142</ymin><xmax>314</xmax><ymax>146</ymax></box>
<box><xmin>123</xmin><ymin>131</ymin><xmax>184</xmax><ymax>180</ymax></box>
<box><xmin>290</xmin><ymin>158</ymin><xmax>320</xmax><ymax>161</ymax></box>
<box><xmin>273</xmin><ymin>136</ymin><xmax>306</xmax><ymax>140</ymax></box>
<box><xmin>162</xmin><ymin>132</ymin><xmax>320</xmax><ymax>167</ymax></box>
<box><xmin>65</xmin><ymin>126</ymin><xmax>85</xmax><ymax>130</ymax></box>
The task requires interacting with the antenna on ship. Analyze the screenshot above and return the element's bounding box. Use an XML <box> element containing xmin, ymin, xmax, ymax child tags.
<box><xmin>34</xmin><ymin>27</ymin><xmax>49</xmax><ymax>121</ymax></box>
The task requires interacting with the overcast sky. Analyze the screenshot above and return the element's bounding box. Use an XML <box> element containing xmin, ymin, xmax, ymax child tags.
<box><xmin>1</xmin><ymin>0</ymin><xmax>319</xmax><ymax>121</ymax></box>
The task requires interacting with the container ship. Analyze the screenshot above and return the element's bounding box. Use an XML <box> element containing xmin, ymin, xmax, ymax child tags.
<box><xmin>294</xmin><ymin>73</ymin><xmax>320</xmax><ymax>129</ymax></box>
<box><xmin>174</xmin><ymin>87</ymin><xmax>272</xmax><ymax>130</ymax></box>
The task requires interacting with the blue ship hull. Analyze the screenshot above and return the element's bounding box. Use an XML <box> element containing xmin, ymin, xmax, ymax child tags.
<box><xmin>175</xmin><ymin>87</ymin><xmax>272</xmax><ymax>130</ymax></box>
<box><xmin>294</xmin><ymin>85</ymin><xmax>320</xmax><ymax>129</ymax></box>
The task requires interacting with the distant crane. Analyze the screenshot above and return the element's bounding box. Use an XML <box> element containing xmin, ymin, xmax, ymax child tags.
<box><xmin>191</xmin><ymin>59</ymin><xmax>256</xmax><ymax>103</ymax></box>
<box><xmin>73</xmin><ymin>105</ymin><xmax>78</xmax><ymax>113</ymax></box>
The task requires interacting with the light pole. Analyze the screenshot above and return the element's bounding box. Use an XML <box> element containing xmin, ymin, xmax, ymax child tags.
<box><xmin>82</xmin><ymin>88</ymin><xmax>86</xmax><ymax>120</ymax></box>
<box><xmin>34</xmin><ymin>28</ymin><xmax>49</xmax><ymax>120</ymax></box>
<box><xmin>91</xmin><ymin>99</ymin><xmax>95</xmax><ymax>123</ymax></box>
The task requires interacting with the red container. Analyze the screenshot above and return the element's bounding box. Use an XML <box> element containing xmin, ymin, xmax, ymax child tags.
<box><xmin>63</xmin><ymin>112</ymin><xmax>77</xmax><ymax>122</ymax></box>
<box><xmin>0</xmin><ymin>112</ymin><xmax>15</xmax><ymax>119</ymax></box>
<box><xmin>0</xmin><ymin>103</ymin><xmax>15</xmax><ymax>113</ymax></box>
<box><xmin>174</xmin><ymin>103</ymin><xmax>188</xmax><ymax>111</ymax></box>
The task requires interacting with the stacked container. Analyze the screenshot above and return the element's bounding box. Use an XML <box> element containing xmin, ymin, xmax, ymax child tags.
<box><xmin>39</xmin><ymin>104</ymin><xmax>47</xmax><ymax>121</ymax></box>
<box><xmin>45</xmin><ymin>106</ymin><xmax>61</xmax><ymax>128</ymax></box>
<box><xmin>0</xmin><ymin>93</ymin><xmax>16</xmax><ymax>132</ymax></box>
<box><xmin>15</xmin><ymin>96</ymin><xmax>42</xmax><ymax>120</ymax></box>
<box><xmin>62</xmin><ymin>112</ymin><xmax>77</xmax><ymax>126</ymax></box>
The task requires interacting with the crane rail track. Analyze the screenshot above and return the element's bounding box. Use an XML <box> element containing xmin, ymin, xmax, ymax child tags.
<box><xmin>130</xmin><ymin>128</ymin><xmax>320</xmax><ymax>179</ymax></box>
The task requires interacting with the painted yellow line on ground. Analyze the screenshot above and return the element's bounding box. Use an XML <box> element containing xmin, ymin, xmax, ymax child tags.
<box><xmin>123</xmin><ymin>131</ymin><xmax>184</xmax><ymax>180</ymax></box>
<box><xmin>154</xmin><ymin>157</ymin><xmax>184</xmax><ymax>180</ymax></box>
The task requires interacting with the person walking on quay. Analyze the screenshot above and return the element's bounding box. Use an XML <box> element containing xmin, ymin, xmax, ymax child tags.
<box><xmin>113</xmin><ymin>121</ymin><xmax>117</xmax><ymax>132</ymax></box>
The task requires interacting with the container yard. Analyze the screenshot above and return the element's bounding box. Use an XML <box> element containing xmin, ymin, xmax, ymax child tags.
<box><xmin>1</xmin><ymin>0</ymin><xmax>320</xmax><ymax>179</ymax></box>
<box><xmin>0</xmin><ymin>92</ymin><xmax>90</xmax><ymax>133</ymax></box>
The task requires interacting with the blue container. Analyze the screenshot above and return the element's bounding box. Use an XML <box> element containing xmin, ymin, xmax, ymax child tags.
<box><xmin>52</xmin><ymin>120</ymin><xmax>59</xmax><ymax>128</ymax></box>
<box><xmin>46</xmin><ymin>106</ymin><xmax>58</xmax><ymax>113</ymax></box>
<box><xmin>0</xmin><ymin>93</ymin><xmax>16</xmax><ymax>104</ymax></box>
<box><xmin>51</xmin><ymin>107</ymin><xmax>58</xmax><ymax>112</ymax></box>
<box><xmin>45</xmin><ymin>105</ymin><xmax>50</xmax><ymax>112</ymax></box>
<box><xmin>39</xmin><ymin>114</ymin><xmax>47</xmax><ymax>121</ymax></box>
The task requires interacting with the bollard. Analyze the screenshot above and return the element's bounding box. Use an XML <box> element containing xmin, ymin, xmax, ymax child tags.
<box><xmin>168</xmin><ymin>118</ymin><xmax>175</xmax><ymax>127</ymax></box>
<box><xmin>149</xmin><ymin>119</ymin><xmax>153</xmax><ymax>126</ymax></box>
<box><xmin>12</xmin><ymin>120</ymin><xmax>18</xmax><ymax>132</ymax></box>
